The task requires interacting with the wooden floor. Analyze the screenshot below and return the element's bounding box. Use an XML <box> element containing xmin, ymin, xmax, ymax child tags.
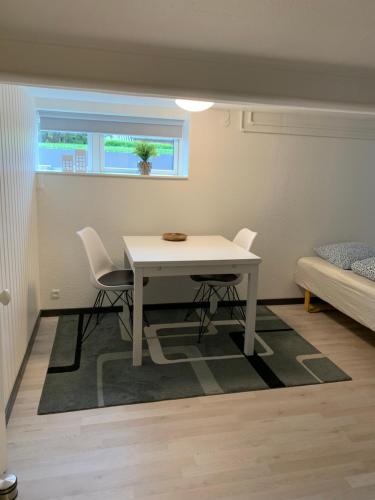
<box><xmin>6</xmin><ymin>305</ymin><xmax>375</xmax><ymax>500</ymax></box>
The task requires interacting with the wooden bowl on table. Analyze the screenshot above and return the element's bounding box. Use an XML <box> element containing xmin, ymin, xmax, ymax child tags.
<box><xmin>162</xmin><ymin>232</ymin><xmax>187</xmax><ymax>242</ymax></box>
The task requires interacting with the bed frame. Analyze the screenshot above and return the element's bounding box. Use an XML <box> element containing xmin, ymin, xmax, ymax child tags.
<box><xmin>295</xmin><ymin>256</ymin><xmax>375</xmax><ymax>331</ymax></box>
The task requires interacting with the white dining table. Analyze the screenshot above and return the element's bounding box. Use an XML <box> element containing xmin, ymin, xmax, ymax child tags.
<box><xmin>123</xmin><ymin>235</ymin><xmax>262</xmax><ymax>366</ymax></box>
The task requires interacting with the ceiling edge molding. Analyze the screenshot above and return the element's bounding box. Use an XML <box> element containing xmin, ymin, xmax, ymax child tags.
<box><xmin>241</xmin><ymin>110</ymin><xmax>375</xmax><ymax>139</ymax></box>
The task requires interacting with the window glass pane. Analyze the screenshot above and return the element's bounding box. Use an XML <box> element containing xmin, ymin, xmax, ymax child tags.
<box><xmin>104</xmin><ymin>135</ymin><xmax>175</xmax><ymax>172</ymax></box>
<box><xmin>38</xmin><ymin>131</ymin><xmax>88</xmax><ymax>172</ymax></box>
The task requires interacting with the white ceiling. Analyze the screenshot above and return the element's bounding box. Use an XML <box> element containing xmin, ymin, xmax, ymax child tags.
<box><xmin>1</xmin><ymin>0</ymin><xmax>375</xmax><ymax>70</ymax></box>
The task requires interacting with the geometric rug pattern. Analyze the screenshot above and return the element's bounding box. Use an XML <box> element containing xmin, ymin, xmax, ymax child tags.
<box><xmin>38</xmin><ymin>306</ymin><xmax>351</xmax><ymax>414</ymax></box>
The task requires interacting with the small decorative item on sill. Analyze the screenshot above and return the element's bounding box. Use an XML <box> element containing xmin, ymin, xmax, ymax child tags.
<box><xmin>138</xmin><ymin>161</ymin><xmax>152</xmax><ymax>175</ymax></box>
<box><xmin>62</xmin><ymin>154</ymin><xmax>74</xmax><ymax>172</ymax></box>
<box><xmin>75</xmin><ymin>149</ymin><xmax>87</xmax><ymax>173</ymax></box>
<box><xmin>133</xmin><ymin>142</ymin><xmax>158</xmax><ymax>176</ymax></box>
<box><xmin>163</xmin><ymin>232</ymin><xmax>187</xmax><ymax>242</ymax></box>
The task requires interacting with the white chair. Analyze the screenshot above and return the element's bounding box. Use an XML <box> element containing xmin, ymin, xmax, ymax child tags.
<box><xmin>186</xmin><ymin>228</ymin><xmax>258</xmax><ymax>341</ymax></box>
<box><xmin>77</xmin><ymin>227</ymin><xmax>148</xmax><ymax>341</ymax></box>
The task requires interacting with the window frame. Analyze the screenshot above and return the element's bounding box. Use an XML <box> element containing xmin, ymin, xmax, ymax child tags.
<box><xmin>37</xmin><ymin>113</ymin><xmax>189</xmax><ymax>178</ymax></box>
<box><xmin>38</xmin><ymin>131</ymin><xmax>182</xmax><ymax>176</ymax></box>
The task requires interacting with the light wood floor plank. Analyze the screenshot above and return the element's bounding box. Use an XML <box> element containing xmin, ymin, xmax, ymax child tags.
<box><xmin>6</xmin><ymin>306</ymin><xmax>375</xmax><ymax>499</ymax></box>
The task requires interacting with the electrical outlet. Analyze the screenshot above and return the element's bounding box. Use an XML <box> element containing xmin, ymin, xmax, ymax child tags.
<box><xmin>51</xmin><ymin>289</ymin><xmax>60</xmax><ymax>299</ymax></box>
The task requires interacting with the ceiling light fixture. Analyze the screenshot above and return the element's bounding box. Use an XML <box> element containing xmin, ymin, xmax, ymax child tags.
<box><xmin>175</xmin><ymin>99</ymin><xmax>214</xmax><ymax>112</ymax></box>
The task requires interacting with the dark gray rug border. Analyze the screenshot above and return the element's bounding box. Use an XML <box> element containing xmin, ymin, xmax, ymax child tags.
<box><xmin>38</xmin><ymin>377</ymin><xmax>353</xmax><ymax>416</ymax></box>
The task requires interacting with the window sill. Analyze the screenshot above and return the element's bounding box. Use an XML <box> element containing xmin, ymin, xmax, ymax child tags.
<box><xmin>36</xmin><ymin>170</ymin><xmax>188</xmax><ymax>180</ymax></box>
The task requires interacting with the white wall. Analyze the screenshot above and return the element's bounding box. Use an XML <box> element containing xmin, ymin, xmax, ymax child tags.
<box><xmin>37</xmin><ymin>109</ymin><xmax>375</xmax><ymax>309</ymax></box>
<box><xmin>0</xmin><ymin>85</ymin><xmax>40</xmax><ymax>405</ymax></box>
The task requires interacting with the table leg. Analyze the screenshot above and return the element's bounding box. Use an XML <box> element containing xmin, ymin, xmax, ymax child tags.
<box><xmin>132</xmin><ymin>269</ymin><xmax>144</xmax><ymax>366</ymax></box>
<box><xmin>244</xmin><ymin>265</ymin><xmax>259</xmax><ymax>356</ymax></box>
<box><xmin>119</xmin><ymin>299</ymin><xmax>130</xmax><ymax>341</ymax></box>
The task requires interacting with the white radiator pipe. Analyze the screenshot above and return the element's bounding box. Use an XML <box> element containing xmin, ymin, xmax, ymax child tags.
<box><xmin>0</xmin><ymin>290</ymin><xmax>10</xmax><ymax>473</ymax></box>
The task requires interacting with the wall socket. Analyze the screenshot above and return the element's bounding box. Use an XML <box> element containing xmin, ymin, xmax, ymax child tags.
<box><xmin>51</xmin><ymin>289</ymin><xmax>60</xmax><ymax>299</ymax></box>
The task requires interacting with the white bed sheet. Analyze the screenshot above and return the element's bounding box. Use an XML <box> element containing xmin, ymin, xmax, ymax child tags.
<box><xmin>295</xmin><ymin>256</ymin><xmax>375</xmax><ymax>331</ymax></box>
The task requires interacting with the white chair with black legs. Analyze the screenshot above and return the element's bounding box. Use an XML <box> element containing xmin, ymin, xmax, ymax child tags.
<box><xmin>77</xmin><ymin>227</ymin><xmax>149</xmax><ymax>342</ymax></box>
<box><xmin>185</xmin><ymin>228</ymin><xmax>258</xmax><ymax>342</ymax></box>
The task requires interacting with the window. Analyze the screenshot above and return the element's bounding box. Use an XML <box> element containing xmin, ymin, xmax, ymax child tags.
<box><xmin>37</xmin><ymin>112</ymin><xmax>188</xmax><ymax>177</ymax></box>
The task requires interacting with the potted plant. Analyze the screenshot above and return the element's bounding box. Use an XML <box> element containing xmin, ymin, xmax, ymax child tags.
<box><xmin>134</xmin><ymin>142</ymin><xmax>158</xmax><ymax>175</ymax></box>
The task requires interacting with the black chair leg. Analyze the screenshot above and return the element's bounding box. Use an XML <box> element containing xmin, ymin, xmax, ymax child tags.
<box><xmin>185</xmin><ymin>283</ymin><xmax>204</xmax><ymax>321</ymax></box>
<box><xmin>198</xmin><ymin>285</ymin><xmax>215</xmax><ymax>342</ymax></box>
<box><xmin>218</xmin><ymin>287</ymin><xmax>231</xmax><ymax>317</ymax></box>
<box><xmin>232</xmin><ymin>286</ymin><xmax>246</xmax><ymax>322</ymax></box>
<box><xmin>229</xmin><ymin>286</ymin><xmax>236</xmax><ymax>318</ymax></box>
<box><xmin>197</xmin><ymin>284</ymin><xmax>245</xmax><ymax>342</ymax></box>
<box><xmin>197</xmin><ymin>284</ymin><xmax>207</xmax><ymax>341</ymax></box>
<box><xmin>125</xmin><ymin>290</ymin><xmax>133</xmax><ymax>327</ymax></box>
<box><xmin>97</xmin><ymin>291</ymin><xmax>106</xmax><ymax>324</ymax></box>
<box><xmin>143</xmin><ymin>312</ymin><xmax>150</xmax><ymax>327</ymax></box>
<box><xmin>106</xmin><ymin>290</ymin><xmax>133</xmax><ymax>341</ymax></box>
<box><xmin>82</xmin><ymin>290</ymin><xmax>103</xmax><ymax>339</ymax></box>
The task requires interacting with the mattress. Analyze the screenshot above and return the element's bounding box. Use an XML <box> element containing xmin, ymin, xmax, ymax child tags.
<box><xmin>295</xmin><ymin>256</ymin><xmax>375</xmax><ymax>331</ymax></box>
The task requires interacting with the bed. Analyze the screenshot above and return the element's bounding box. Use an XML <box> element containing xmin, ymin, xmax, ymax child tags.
<box><xmin>295</xmin><ymin>256</ymin><xmax>375</xmax><ymax>331</ymax></box>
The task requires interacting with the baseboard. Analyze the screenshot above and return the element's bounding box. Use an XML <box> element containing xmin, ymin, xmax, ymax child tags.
<box><xmin>258</xmin><ymin>298</ymin><xmax>302</xmax><ymax>305</ymax></box>
<box><xmin>143</xmin><ymin>298</ymin><xmax>307</xmax><ymax>309</ymax></box>
<box><xmin>5</xmin><ymin>311</ymin><xmax>41</xmax><ymax>424</ymax></box>
<box><xmin>41</xmin><ymin>305</ymin><xmax>122</xmax><ymax>317</ymax></box>
<box><xmin>40</xmin><ymin>297</ymin><xmax>321</xmax><ymax>317</ymax></box>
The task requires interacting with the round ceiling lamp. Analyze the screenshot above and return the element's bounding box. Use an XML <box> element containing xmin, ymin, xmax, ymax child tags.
<box><xmin>175</xmin><ymin>99</ymin><xmax>214</xmax><ymax>112</ymax></box>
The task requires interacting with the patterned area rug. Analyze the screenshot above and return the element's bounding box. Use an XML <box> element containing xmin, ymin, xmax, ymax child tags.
<box><xmin>38</xmin><ymin>306</ymin><xmax>351</xmax><ymax>414</ymax></box>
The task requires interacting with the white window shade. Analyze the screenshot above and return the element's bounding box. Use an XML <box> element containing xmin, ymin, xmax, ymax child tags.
<box><xmin>39</xmin><ymin>111</ymin><xmax>184</xmax><ymax>139</ymax></box>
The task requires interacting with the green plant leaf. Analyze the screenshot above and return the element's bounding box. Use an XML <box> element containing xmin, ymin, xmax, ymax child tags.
<box><xmin>133</xmin><ymin>142</ymin><xmax>158</xmax><ymax>162</ymax></box>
